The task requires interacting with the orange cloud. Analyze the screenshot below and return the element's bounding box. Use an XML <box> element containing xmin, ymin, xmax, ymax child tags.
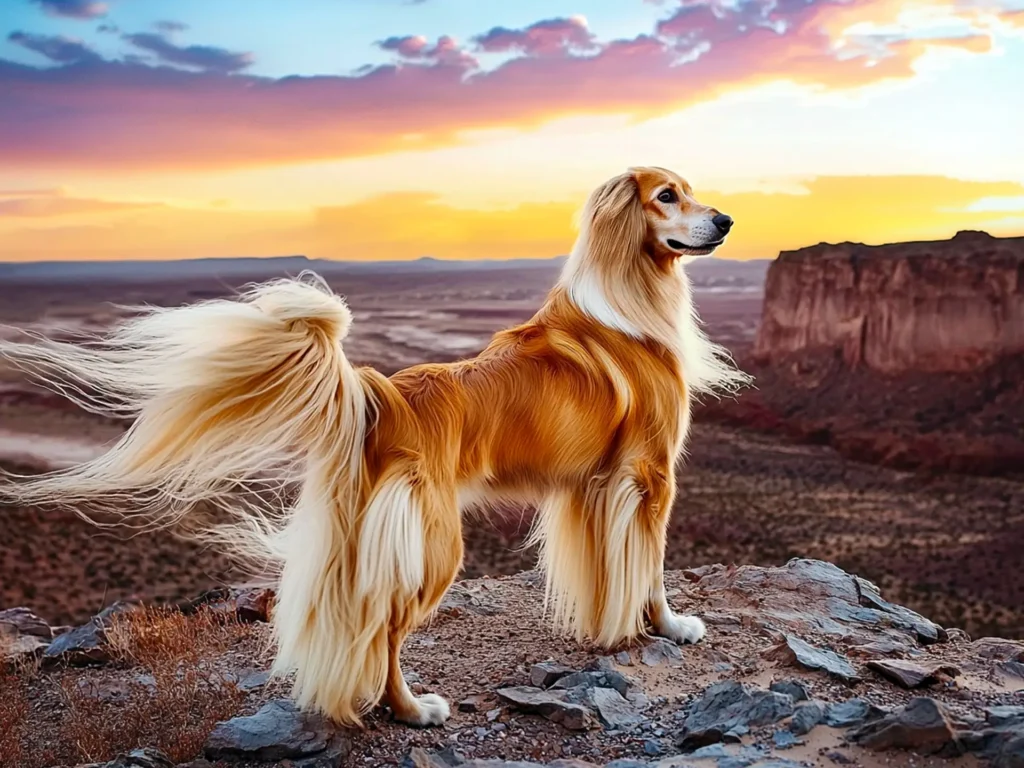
<box><xmin>0</xmin><ymin>189</ymin><xmax>161</xmax><ymax>217</ymax></box>
<box><xmin>1</xmin><ymin>176</ymin><xmax>1021</xmax><ymax>263</ymax></box>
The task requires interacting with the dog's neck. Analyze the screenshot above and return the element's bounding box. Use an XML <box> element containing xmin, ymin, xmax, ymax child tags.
<box><xmin>556</xmin><ymin>233</ymin><xmax>693</xmax><ymax>358</ymax></box>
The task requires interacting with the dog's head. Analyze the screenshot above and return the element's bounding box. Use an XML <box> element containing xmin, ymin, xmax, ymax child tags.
<box><xmin>582</xmin><ymin>166</ymin><xmax>732</xmax><ymax>264</ymax></box>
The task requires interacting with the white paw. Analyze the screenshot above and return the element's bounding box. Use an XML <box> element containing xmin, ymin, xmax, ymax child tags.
<box><xmin>657</xmin><ymin>613</ymin><xmax>706</xmax><ymax>645</ymax></box>
<box><xmin>401</xmin><ymin>693</ymin><xmax>451</xmax><ymax>727</ymax></box>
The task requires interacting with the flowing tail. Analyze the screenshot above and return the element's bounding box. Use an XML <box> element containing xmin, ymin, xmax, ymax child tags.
<box><xmin>0</xmin><ymin>273</ymin><xmax>421</xmax><ymax>724</ymax></box>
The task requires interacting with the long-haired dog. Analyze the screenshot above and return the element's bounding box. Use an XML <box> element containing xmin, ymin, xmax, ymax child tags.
<box><xmin>0</xmin><ymin>167</ymin><xmax>749</xmax><ymax>727</ymax></box>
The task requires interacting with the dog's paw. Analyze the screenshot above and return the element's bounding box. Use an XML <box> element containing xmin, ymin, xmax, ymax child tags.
<box><xmin>398</xmin><ymin>693</ymin><xmax>451</xmax><ymax>727</ymax></box>
<box><xmin>657</xmin><ymin>613</ymin><xmax>706</xmax><ymax>645</ymax></box>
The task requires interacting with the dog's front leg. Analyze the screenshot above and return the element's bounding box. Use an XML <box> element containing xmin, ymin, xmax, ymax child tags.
<box><xmin>635</xmin><ymin>461</ymin><xmax>706</xmax><ymax>646</ymax></box>
<box><xmin>648</xmin><ymin>571</ymin><xmax>706</xmax><ymax>645</ymax></box>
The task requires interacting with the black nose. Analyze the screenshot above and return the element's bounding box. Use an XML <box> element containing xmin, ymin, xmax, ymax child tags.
<box><xmin>712</xmin><ymin>213</ymin><xmax>733</xmax><ymax>234</ymax></box>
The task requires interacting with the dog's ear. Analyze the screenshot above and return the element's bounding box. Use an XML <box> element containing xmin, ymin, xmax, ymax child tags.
<box><xmin>585</xmin><ymin>171</ymin><xmax>645</xmax><ymax>258</ymax></box>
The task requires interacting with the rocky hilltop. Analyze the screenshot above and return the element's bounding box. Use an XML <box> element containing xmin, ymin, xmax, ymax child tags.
<box><xmin>753</xmin><ymin>230</ymin><xmax>1024</xmax><ymax>373</ymax></box>
<box><xmin>2</xmin><ymin>559</ymin><xmax>1022</xmax><ymax>767</ymax></box>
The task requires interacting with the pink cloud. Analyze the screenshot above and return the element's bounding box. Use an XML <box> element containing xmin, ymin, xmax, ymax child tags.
<box><xmin>0</xmin><ymin>2</ymin><xmax>1008</xmax><ymax>171</ymax></box>
<box><xmin>473</xmin><ymin>16</ymin><xmax>598</xmax><ymax>56</ymax></box>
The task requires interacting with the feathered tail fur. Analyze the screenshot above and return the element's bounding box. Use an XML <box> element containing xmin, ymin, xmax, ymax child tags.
<box><xmin>0</xmin><ymin>273</ymin><xmax>419</xmax><ymax>724</ymax></box>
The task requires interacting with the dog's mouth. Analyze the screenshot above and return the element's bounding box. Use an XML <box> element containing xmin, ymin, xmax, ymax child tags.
<box><xmin>666</xmin><ymin>238</ymin><xmax>724</xmax><ymax>256</ymax></box>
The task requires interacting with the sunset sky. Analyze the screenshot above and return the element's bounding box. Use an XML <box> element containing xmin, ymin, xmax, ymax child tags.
<box><xmin>1</xmin><ymin>0</ymin><xmax>1022</xmax><ymax>262</ymax></box>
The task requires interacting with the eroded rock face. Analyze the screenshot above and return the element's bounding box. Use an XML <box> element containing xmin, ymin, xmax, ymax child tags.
<box><xmin>753</xmin><ymin>231</ymin><xmax>1024</xmax><ymax>374</ymax></box>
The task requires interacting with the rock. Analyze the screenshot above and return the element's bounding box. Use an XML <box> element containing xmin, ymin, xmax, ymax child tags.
<box><xmin>853</xmin><ymin>577</ymin><xmax>946</xmax><ymax>645</ymax></box>
<box><xmin>640</xmin><ymin>638</ymin><xmax>683</xmax><ymax>667</ymax></box>
<box><xmin>825</xmin><ymin>698</ymin><xmax>887</xmax><ymax>728</ymax></box>
<box><xmin>766</xmin><ymin>635</ymin><xmax>860</xmax><ymax>683</ymax></box>
<box><xmin>789</xmin><ymin>701</ymin><xmax>826</xmax><ymax>735</ymax></box>
<box><xmin>184</xmin><ymin>586</ymin><xmax>274</xmax><ymax>623</ymax></box>
<box><xmin>769</xmin><ymin>680</ymin><xmax>808</xmax><ymax>702</ymax></box>
<box><xmin>43</xmin><ymin>601</ymin><xmax>135</xmax><ymax>667</ymax></box>
<box><xmin>753</xmin><ymin>232</ymin><xmax>1024</xmax><ymax>375</ymax></box>
<box><xmin>866</xmin><ymin>659</ymin><xmax>959</xmax><ymax>689</ymax></box>
<box><xmin>438</xmin><ymin>586</ymin><xmax>502</xmax><ymax>617</ymax></box>
<box><xmin>1</xmin><ymin>629</ymin><xmax>48</xmax><ymax>664</ymax></box>
<box><xmin>495</xmin><ymin>686</ymin><xmax>594</xmax><ymax>731</ymax></box>
<box><xmin>238</xmin><ymin>669</ymin><xmax>271</xmax><ymax>691</ymax></box>
<box><xmin>584</xmin><ymin>687</ymin><xmax>644</xmax><ymax>730</ymax></box>
<box><xmin>849</xmin><ymin>697</ymin><xmax>959</xmax><ymax>754</ymax></box>
<box><xmin>985</xmin><ymin>707</ymin><xmax>1024</xmax><ymax>727</ymax></box>
<box><xmin>998</xmin><ymin>661</ymin><xmax>1024</xmax><ymax>682</ymax></box>
<box><xmin>550</xmin><ymin>670</ymin><xmax>632</xmax><ymax>697</ymax></box>
<box><xmin>694</xmin><ymin>559</ymin><xmax>945</xmax><ymax>648</ymax></box>
<box><xmin>529</xmin><ymin>661</ymin><xmax>575</xmax><ymax>688</ymax></box>
<box><xmin>773</xmin><ymin>730</ymin><xmax>801</xmax><ymax>749</ymax></box>
<box><xmin>678</xmin><ymin>681</ymin><xmax>795</xmax><ymax>748</ymax></box>
<box><xmin>849</xmin><ymin>638</ymin><xmax>910</xmax><ymax>658</ymax></box>
<box><xmin>204</xmin><ymin>699</ymin><xmax>348</xmax><ymax>761</ymax></box>
<box><xmin>235</xmin><ymin>587</ymin><xmax>275</xmax><ymax>622</ymax></box>
<box><xmin>459</xmin><ymin>693</ymin><xmax>491</xmax><ymax>713</ymax></box>
<box><xmin>0</xmin><ymin>607</ymin><xmax>51</xmax><ymax>639</ymax></box>
<box><xmin>973</xmin><ymin>637</ymin><xmax>1024</xmax><ymax>662</ymax></box>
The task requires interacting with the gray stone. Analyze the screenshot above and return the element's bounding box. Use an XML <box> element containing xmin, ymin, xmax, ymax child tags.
<box><xmin>529</xmin><ymin>661</ymin><xmax>575</xmax><ymax>688</ymax></box>
<box><xmin>767</xmin><ymin>635</ymin><xmax>860</xmax><ymax>683</ymax></box>
<box><xmin>768</xmin><ymin>680</ymin><xmax>808</xmax><ymax>702</ymax></box>
<box><xmin>551</xmin><ymin>669</ymin><xmax>632</xmax><ymax>697</ymax></box>
<box><xmin>789</xmin><ymin>701</ymin><xmax>826</xmax><ymax>735</ymax></box>
<box><xmin>854</xmin><ymin>578</ymin><xmax>946</xmax><ymax>645</ymax></box>
<box><xmin>772</xmin><ymin>730</ymin><xmax>801</xmax><ymax>750</ymax></box>
<box><xmin>644</xmin><ymin>739</ymin><xmax>663</xmax><ymax>756</ymax></box>
<box><xmin>679</xmin><ymin>681</ymin><xmax>795</xmax><ymax>748</ymax></box>
<box><xmin>866</xmin><ymin>659</ymin><xmax>959</xmax><ymax>689</ymax></box>
<box><xmin>824</xmin><ymin>698</ymin><xmax>887</xmax><ymax>728</ymax></box>
<box><xmin>999</xmin><ymin>661</ymin><xmax>1024</xmax><ymax>681</ymax></box>
<box><xmin>973</xmin><ymin>637</ymin><xmax>1024</xmax><ymax>662</ymax></box>
<box><xmin>495</xmin><ymin>686</ymin><xmax>594</xmax><ymax>731</ymax></box>
<box><xmin>459</xmin><ymin>693</ymin><xmax>490</xmax><ymax>713</ymax></box>
<box><xmin>43</xmin><ymin>601</ymin><xmax>136</xmax><ymax>667</ymax></box>
<box><xmin>986</xmin><ymin>707</ymin><xmax>1024</xmax><ymax>727</ymax></box>
<box><xmin>849</xmin><ymin>697</ymin><xmax>959</xmax><ymax>755</ymax></box>
<box><xmin>0</xmin><ymin>607</ymin><xmax>51</xmax><ymax>638</ymax></box>
<box><xmin>204</xmin><ymin>699</ymin><xmax>348</xmax><ymax>761</ymax></box>
<box><xmin>585</xmin><ymin>686</ymin><xmax>644</xmax><ymax>730</ymax></box>
<box><xmin>641</xmin><ymin>639</ymin><xmax>683</xmax><ymax>667</ymax></box>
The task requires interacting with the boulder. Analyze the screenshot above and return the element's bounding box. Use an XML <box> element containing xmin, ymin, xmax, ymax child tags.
<box><xmin>849</xmin><ymin>697</ymin><xmax>960</xmax><ymax>755</ymax></box>
<box><xmin>204</xmin><ymin>699</ymin><xmax>349</xmax><ymax>761</ymax></box>
<box><xmin>678</xmin><ymin>681</ymin><xmax>795</xmax><ymax>748</ymax></box>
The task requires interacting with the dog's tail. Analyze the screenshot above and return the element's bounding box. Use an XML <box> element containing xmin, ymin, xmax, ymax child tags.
<box><xmin>0</xmin><ymin>273</ymin><xmax>413</xmax><ymax>724</ymax></box>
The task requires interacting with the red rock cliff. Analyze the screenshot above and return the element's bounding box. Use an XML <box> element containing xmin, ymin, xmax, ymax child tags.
<box><xmin>753</xmin><ymin>231</ymin><xmax>1024</xmax><ymax>373</ymax></box>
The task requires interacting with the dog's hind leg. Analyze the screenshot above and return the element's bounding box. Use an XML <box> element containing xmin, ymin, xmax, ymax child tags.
<box><xmin>383</xmin><ymin>479</ymin><xmax>463</xmax><ymax>726</ymax></box>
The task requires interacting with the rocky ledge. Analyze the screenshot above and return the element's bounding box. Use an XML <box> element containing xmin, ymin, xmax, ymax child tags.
<box><xmin>2</xmin><ymin>559</ymin><xmax>1022</xmax><ymax>768</ymax></box>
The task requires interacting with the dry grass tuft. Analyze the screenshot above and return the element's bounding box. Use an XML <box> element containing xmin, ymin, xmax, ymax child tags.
<box><xmin>0</xmin><ymin>661</ymin><xmax>30</xmax><ymax>768</ymax></box>
<box><xmin>1</xmin><ymin>605</ymin><xmax>250</xmax><ymax>767</ymax></box>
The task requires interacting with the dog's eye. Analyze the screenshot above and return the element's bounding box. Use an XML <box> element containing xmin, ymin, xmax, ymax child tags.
<box><xmin>657</xmin><ymin>189</ymin><xmax>677</xmax><ymax>204</ymax></box>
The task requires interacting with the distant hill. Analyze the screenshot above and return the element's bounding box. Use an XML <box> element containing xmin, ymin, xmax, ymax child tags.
<box><xmin>0</xmin><ymin>254</ymin><xmax>771</xmax><ymax>289</ymax></box>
